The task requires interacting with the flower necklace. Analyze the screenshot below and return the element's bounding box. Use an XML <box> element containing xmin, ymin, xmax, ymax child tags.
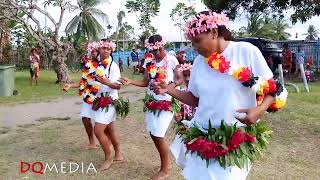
<box><xmin>205</xmin><ymin>52</ymin><xmax>287</xmax><ymax>112</ymax></box>
<box><xmin>79</xmin><ymin>56</ymin><xmax>112</xmax><ymax>104</ymax></box>
<box><xmin>146</xmin><ymin>55</ymin><xmax>169</xmax><ymax>84</ymax></box>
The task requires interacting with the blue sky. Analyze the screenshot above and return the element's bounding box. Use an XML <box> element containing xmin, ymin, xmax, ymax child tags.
<box><xmin>34</xmin><ymin>0</ymin><xmax>320</xmax><ymax>41</ymax></box>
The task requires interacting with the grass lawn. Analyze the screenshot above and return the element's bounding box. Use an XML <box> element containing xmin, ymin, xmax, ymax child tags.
<box><xmin>0</xmin><ymin>68</ymin><xmax>142</xmax><ymax>106</ymax></box>
<box><xmin>0</xmin><ymin>70</ymin><xmax>319</xmax><ymax>179</ymax></box>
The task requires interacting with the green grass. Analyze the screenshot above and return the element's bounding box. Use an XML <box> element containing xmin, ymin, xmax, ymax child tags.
<box><xmin>0</xmin><ymin>68</ymin><xmax>143</xmax><ymax>105</ymax></box>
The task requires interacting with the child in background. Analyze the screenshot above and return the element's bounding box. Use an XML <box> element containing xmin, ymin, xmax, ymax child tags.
<box><xmin>170</xmin><ymin>63</ymin><xmax>195</xmax><ymax>169</ymax></box>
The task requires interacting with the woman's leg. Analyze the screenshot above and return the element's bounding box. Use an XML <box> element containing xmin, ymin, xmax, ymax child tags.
<box><xmin>150</xmin><ymin>134</ymin><xmax>170</xmax><ymax>180</ymax></box>
<box><xmin>94</xmin><ymin>123</ymin><xmax>113</xmax><ymax>170</ymax></box>
<box><xmin>82</xmin><ymin>117</ymin><xmax>96</xmax><ymax>149</ymax></box>
<box><xmin>104</xmin><ymin>122</ymin><xmax>123</xmax><ymax>161</ymax></box>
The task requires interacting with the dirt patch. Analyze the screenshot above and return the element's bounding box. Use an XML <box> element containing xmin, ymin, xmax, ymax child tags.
<box><xmin>36</xmin><ymin>117</ymin><xmax>71</xmax><ymax>122</ymax></box>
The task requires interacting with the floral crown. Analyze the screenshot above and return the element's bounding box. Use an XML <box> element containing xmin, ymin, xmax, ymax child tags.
<box><xmin>184</xmin><ymin>11</ymin><xmax>229</xmax><ymax>40</ymax></box>
<box><xmin>87</xmin><ymin>42</ymin><xmax>99</xmax><ymax>53</ymax></box>
<box><xmin>145</xmin><ymin>37</ymin><xmax>166</xmax><ymax>50</ymax></box>
<box><xmin>99</xmin><ymin>40</ymin><xmax>116</xmax><ymax>51</ymax></box>
<box><xmin>178</xmin><ymin>63</ymin><xmax>193</xmax><ymax>72</ymax></box>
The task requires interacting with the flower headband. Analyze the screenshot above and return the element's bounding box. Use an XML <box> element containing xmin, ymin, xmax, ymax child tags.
<box><xmin>178</xmin><ymin>63</ymin><xmax>193</xmax><ymax>72</ymax></box>
<box><xmin>87</xmin><ymin>42</ymin><xmax>99</xmax><ymax>53</ymax></box>
<box><xmin>99</xmin><ymin>40</ymin><xmax>116</xmax><ymax>51</ymax></box>
<box><xmin>184</xmin><ymin>11</ymin><xmax>229</xmax><ymax>40</ymax></box>
<box><xmin>145</xmin><ymin>38</ymin><xmax>166</xmax><ymax>50</ymax></box>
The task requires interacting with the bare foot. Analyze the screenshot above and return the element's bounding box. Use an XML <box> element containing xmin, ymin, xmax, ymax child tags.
<box><xmin>85</xmin><ymin>144</ymin><xmax>98</xmax><ymax>150</ymax></box>
<box><xmin>113</xmin><ymin>153</ymin><xmax>125</xmax><ymax>163</ymax></box>
<box><xmin>150</xmin><ymin>171</ymin><xmax>169</xmax><ymax>180</ymax></box>
<box><xmin>98</xmin><ymin>159</ymin><xmax>113</xmax><ymax>171</ymax></box>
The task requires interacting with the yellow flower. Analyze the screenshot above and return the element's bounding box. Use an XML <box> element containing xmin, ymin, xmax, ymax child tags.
<box><xmin>275</xmin><ymin>99</ymin><xmax>286</xmax><ymax>108</ymax></box>
<box><xmin>150</xmin><ymin>67</ymin><xmax>156</xmax><ymax>74</ymax></box>
<box><xmin>96</xmin><ymin>68</ymin><xmax>104</xmax><ymax>77</ymax></box>
<box><xmin>211</xmin><ymin>59</ymin><xmax>221</xmax><ymax>69</ymax></box>
<box><xmin>232</xmin><ymin>67</ymin><xmax>243</xmax><ymax>80</ymax></box>
<box><xmin>88</xmin><ymin>96</ymin><xmax>95</xmax><ymax>102</ymax></box>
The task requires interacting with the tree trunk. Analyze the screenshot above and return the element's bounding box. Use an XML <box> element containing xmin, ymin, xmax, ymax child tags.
<box><xmin>52</xmin><ymin>46</ymin><xmax>72</xmax><ymax>83</ymax></box>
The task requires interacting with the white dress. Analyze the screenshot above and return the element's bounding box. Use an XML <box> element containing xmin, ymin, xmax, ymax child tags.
<box><xmin>180</xmin><ymin>41</ymin><xmax>273</xmax><ymax>180</ymax></box>
<box><xmin>145</xmin><ymin>54</ymin><xmax>179</xmax><ymax>137</ymax></box>
<box><xmin>80</xmin><ymin>102</ymin><xmax>94</xmax><ymax>119</ymax></box>
<box><xmin>94</xmin><ymin>61</ymin><xmax>121</xmax><ymax>125</ymax></box>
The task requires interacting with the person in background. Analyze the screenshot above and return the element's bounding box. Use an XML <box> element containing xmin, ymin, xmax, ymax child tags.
<box><xmin>295</xmin><ymin>47</ymin><xmax>305</xmax><ymax>76</ymax></box>
<box><xmin>29</xmin><ymin>48</ymin><xmax>40</xmax><ymax>86</ymax></box>
<box><xmin>118</xmin><ymin>57</ymin><xmax>124</xmax><ymax>72</ymax></box>
<box><xmin>127</xmin><ymin>56</ymin><xmax>130</xmax><ymax>68</ymax></box>
<box><xmin>131</xmin><ymin>48</ymin><xmax>139</xmax><ymax>74</ymax></box>
<box><xmin>176</xmin><ymin>51</ymin><xmax>186</xmax><ymax>64</ymax></box>
<box><xmin>283</xmin><ymin>43</ymin><xmax>293</xmax><ymax>79</ymax></box>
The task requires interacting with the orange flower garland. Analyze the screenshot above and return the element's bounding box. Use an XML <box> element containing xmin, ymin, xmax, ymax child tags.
<box><xmin>205</xmin><ymin>52</ymin><xmax>288</xmax><ymax>112</ymax></box>
<box><xmin>79</xmin><ymin>57</ymin><xmax>112</xmax><ymax>104</ymax></box>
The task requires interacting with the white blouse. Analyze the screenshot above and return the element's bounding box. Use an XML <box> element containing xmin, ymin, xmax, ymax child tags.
<box><xmin>188</xmin><ymin>41</ymin><xmax>273</xmax><ymax>128</ymax></box>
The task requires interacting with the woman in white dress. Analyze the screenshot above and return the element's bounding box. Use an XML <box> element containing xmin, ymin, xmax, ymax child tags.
<box><xmin>63</xmin><ymin>42</ymin><xmax>100</xmax><ymax>150</ymax></box>
<box><xmin>120</xmin><ymin>34</ymin><xmax>183</xmax><ymax>180</ymax></box>
<box><xmin>93</xmin><ymin>39</ymin><xmax>124</xmax><ymax>171</ymax></box>
<box><xmin>153</xmin><ymin>11</ymin><xmax>287</xmax><ymax>180</ymax></box>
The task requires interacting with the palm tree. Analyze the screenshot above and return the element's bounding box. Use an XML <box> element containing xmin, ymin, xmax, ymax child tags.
<box><xmin>116</xmin><ymin>10</ymin><xmax>125</xmax><ymax>50</ymax></box>
<box><xmin>304</xmin><ymin>25</ymin><xmax>319</xmax><ymax>40</ymax></box>
<box><xmin>271</xmin><ymin>18</ymin><xmax>290</xmax><ymax>40</ymax></box>
<box><xmin>65</xmin><ymin>0</ymin><xmax>109</xmax><ymax>41</ymax></box>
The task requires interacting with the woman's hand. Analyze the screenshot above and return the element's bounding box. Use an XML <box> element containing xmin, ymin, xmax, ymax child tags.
<box><xmin>118</xmin><ymin>77</ymin><xmax>132</xmax><ymax>85</ymax></box>
<box><xmin>153</xmin><ymin>80</ymin><xmax>169</xmax><ymax>95</ymax></box>
<box><xmin>62</xmin><ymin>84</ymin><xmax>71</xmax><ymax>91</ymax></box>
<box><xmin>235</xmin><ymin>106</ymin><xmax>264</xmax><ymax>125</ymax></box>
<box><xmin>96</xmin><ymin>76</ymin><xmax>110</xmax><ymax>85</ymax></box>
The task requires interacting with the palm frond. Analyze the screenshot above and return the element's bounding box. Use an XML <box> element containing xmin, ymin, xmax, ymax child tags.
<box><xmin>83</xmin><ymin>0</ymin><xmax>108</xmax><ymax>8</ymax></box>
<box><xmin>82</xmin><ymin>13</ymin><xmax>104</xmax><ymax>40</ymax></box>
<box><xmin>65</xmin><ymin>15</ymin><xmax>81</xmax><ymax>35</ymax></box>
<box><xmin>89</xmin><ymin>8</ymin><xmax>109</xmax><ymax>24</ymax></box>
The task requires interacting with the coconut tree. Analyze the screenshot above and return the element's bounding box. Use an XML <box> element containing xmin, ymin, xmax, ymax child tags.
<box><xmin>271</xmin><ymin>17</ymin><xmax>290</xmax><ymax>40</ymax></box>
<box><xmin>65</xmin><ymin>0</ymin><xmax>109</xmax><ymax>41</ymax></box>
<box><xmin>304</xmin><ymin>25</ymin><xmax>319</xmax><ymax>40</ymax></box>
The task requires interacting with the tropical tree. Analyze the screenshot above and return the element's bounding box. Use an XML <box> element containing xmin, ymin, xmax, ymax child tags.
<box><xmin>65</xmin><ymin>0</ymin><xmax>109</xmax><ymax>41</ymax></box>
<box><xmin>201</xmin><ymin>0</ymin><xmax>320</xmax><ymax>23</ymax></box>
<box><xmin>170</xmin><ymin>2</ymin><xmax>196</xmax><ymax>41</ymax></box>
<box><xmin>115</xmin><ymin>10</ymin><xmax>125</xmax><ymax>51</ymax></box>
<box><xmin>125</xmin><ymin>0</ymin><xmax>160</xmax><ymax>47</ymax></box>
<box><xmin>110</xmin><ymin>22</ymin><xmax>134</xmax><ymax>40</ymax></box>
<box><xmin>304</xmin><ymin>25</ymin><xmax>319</xmax><ymax>40</ymax></box>
<box><xmin>272</xmin><ymin>17</ymin><xmax>290</xmax><ymax>40</ymax></box>
<box><xmin>237</xmin><ymin>13</ymin><xmax>290</xmax><ymax>40</ymax></box>
<box><xmin>0</xmin><ymin>0</ymin><xmax>74</xmax><ymax>83</ymax></box>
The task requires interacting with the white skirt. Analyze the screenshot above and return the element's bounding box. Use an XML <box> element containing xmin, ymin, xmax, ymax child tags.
<box><xmin>94</xmin><ymin>105</ymin><xmax>116</xmax><ymax>125</ymax></box>
<box><xmin>145</xmin><ymin>111</ymin><xmax>173</xmax><ymax>138</ymax></box>
<box><xmin>170</xmin><ymin>134</ymin><xmax>187</xmax><ymax>169</ymax></box>
<box><xmin>80</xmin><ymin>102</ymin><xmax>94</xmax><ymax>119</ymax></box>
<box><xmin>182</xmin><ymin>153</ymin><xmax>251</xmax><ymax>180</ymax></box>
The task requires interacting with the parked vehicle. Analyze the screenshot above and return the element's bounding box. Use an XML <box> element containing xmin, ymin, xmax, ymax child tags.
<box><xmin>235</xmin><ymin>37</ymin><xmax>284</xmax><ymax>72</ymax></box>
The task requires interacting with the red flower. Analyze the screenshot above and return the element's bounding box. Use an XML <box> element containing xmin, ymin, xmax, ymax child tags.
<box><xmin>186</xmin><ymin>138</ymin><xmax>206</xmax><ymax>153</ymax></box>
<box><xmin>245</xmin><ymin>133</ymin><xmax>256</xmax><ymax>142</ymax></box>
<box><xmin>92</xmin><ymin>61</ymin><xmax>99</xmax><ymax>68</ymax></box>
<box><xmin>268</xmin><ymin>80</ymin><xmax>277</xmax><ymax>94</ymax></box>
<box><xmin>228</xmin><ymin>129</ymin><xmax>246</xmax><ymax>150</ymax></box>
<box><xmin>238</xmin><ymin>67</ymin><xmax>251</xmax><ymax>82</ymax></box>
<box><xmin>218</xmin><ymin>56</ymin><xmax>230</xmax><ymax>73</ymax></box>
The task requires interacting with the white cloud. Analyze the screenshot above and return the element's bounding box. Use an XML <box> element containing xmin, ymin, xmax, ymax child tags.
<box><xmin>32</xmin><ymin>0</ymin><xmax>320</xmax><ymax>41</ymax></box>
